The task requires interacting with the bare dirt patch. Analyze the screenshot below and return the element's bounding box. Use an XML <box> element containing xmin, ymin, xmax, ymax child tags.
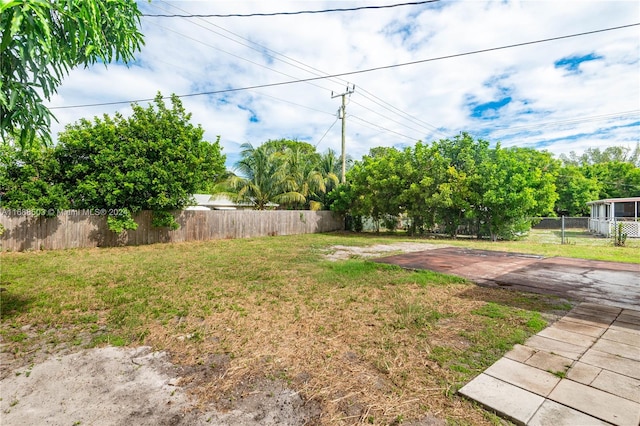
<box><xmin>1</xmin><ymin>346</ymin><xmax>319</xmax><ymax>426</ymax></box>
<box><xmin>324</xmin><ymin>242</ymin><xmax>445</xmax><ymax>261</ymax></box>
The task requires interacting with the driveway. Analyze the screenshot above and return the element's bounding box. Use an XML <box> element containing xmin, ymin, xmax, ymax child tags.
<box><xmin>373</xmin><ymin>247</ymin><xmax>640</xmax><ymax>310</ymax></box>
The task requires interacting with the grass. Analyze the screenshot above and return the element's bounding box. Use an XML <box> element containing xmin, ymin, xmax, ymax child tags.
<box><xmin>437</xmin><ymin>228</ymin><xmax>640</xmax><ymax>264</ymax></box>
<box><xmin>1</xmin><ymin>229</ymin><xmax>628</xmax><ymax>424</ymax></box>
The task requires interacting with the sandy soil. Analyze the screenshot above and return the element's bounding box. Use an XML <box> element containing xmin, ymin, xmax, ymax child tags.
<box><xmin>324</xmin><ymin>242</ymin><xmax>444</xmax><ymax>261</ymax></box>
<box><xmin>1</xmin><ymin>346</ymin><xmax>318</xmax><ymax>426</ymax></box>
<box><xmin>1</xmin><ymin>243</ymin><xmax>447</xmax><ymax>425</ymax></box>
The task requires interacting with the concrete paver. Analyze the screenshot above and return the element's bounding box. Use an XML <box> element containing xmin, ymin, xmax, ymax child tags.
<box><xmin>601</xmin><ymin>327</ymin><xmax>640</xmax><ymax>346</ymax></box>
<box><xmin>579</xmin><ymin>303</ymin><xmax>625</xmax><ymax>315</ymax></box>
<box><xmin>569</xmin><ymin>304</ymin><xmax>622</xmax><ymax>317</ymax></box>
<box><xmin>580</xmin><ymin>349</ymin><xmax>640</xmax><ymax>380</ymax></box>
<box><xmin>548</xmin><ymin>379</ymin><xmax>640</xmax><ymax>426</ymax></box>
<box><xmin>483</xmin><ymin>357</ymin><xmax>560</xmax><ymax>397</ymax></box>
<box><xmin>611</xmin><ymin>320</ymin><xmax>640</xmax><ymax>334</ymax></box>
<box><xmin>459</xmin><ymin>304</ymin><xmax>640</xmax><ymax>425</ymax></box>
<box><xmin>569</xmin><ymin>305</ymin><xmax>618</xmax><ymax>315</ymax></box>
<box><xmin>528</xmin><ymin>400</ymin><xmax>611</xmax><ymax>426</ymax></box>
<box><xmin>565</xmin><ymin>361</ymin><xmax>601</xmax><ymax>385</ymax></box>
<box><xmin>591</xmin><ymin>370</ymin><xmax>640</xmax><ymax>403</ymax></box>
<box><xmin>457</xmin><ymin>373</ymin><xmax>545</xmax><ymax>424</ymax></box>
<box><xmin>591</xmin><ymin>338</ymin><xmax>640</xmax><ymax>361</ymax></box>
<box><xmin>618</xmin><ymin>311</ymin><xmax>640</xmax><ymax>325</ymax></box>
<box><xmin>504</xmin><ymin>344</ymin><xmax>536</xmax><ymax>362</ymax></box>
<box><xmin>621</xmin><ymin>309</ymin><xmax>640</xmax><ymax>319</ymax></box>
<box><xmin>523</xmin><ymin>351</ymin><xmax>573</xmax><ymax>374</ymax></box>
<box><xmin>561</xmin><ymin>315</ymin><xmax>615</xmax><ymax>329</ymax></box>
<box><xmin>536</xmin><ymin>326</ymin><xmax>598</xmax><ymax>347</ymax></box>
<box><xmin>552</xmin><ymin>318</ymin><xmax>606</xmax><ymax>338</ymax></box>
<box><xmin>563</xmin><ymin>311</ymin><xmax>618</xmax><ymax>327</ymax></box>
<box><xmin>524</xmin><ymin>335</ymin><xmax>588</xmax><ymax>360</ymax></box>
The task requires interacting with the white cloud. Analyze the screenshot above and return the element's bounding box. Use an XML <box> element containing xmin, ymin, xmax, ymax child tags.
<box><xmin>45</xmin><ymin>0</ymin><xmax>640</xmax><ymax>167</ymax></box>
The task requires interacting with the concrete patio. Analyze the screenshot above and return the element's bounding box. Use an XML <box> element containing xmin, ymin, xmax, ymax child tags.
<box><xmin>459</xmin><ymin>303</ymin><xmax>640</xmax><ymax>425</ymax></box>
<box><xmin>374</xmin><ymin>247</ymin><xmax>640</xmax><ymax>310</ymax></box>
<box><xmin>373</xmin><ymin>248</ymin><xmax>640</xmax><ymax>424</ymax></box>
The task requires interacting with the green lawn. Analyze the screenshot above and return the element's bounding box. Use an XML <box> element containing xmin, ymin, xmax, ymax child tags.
<box><xmin>1</xmin><ymin>229</ymin><xmax>634</xmax><ymax>425</ymax></box>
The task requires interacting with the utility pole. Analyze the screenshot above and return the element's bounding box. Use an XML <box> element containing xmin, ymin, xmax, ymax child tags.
<box><xmin>331</xmin><ymin>84</ymin><xmax>355</xmax><ymax>183</ymax></box>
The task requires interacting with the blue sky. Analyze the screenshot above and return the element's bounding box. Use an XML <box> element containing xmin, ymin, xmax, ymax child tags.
<box><xmin>46</xmin><ymin>0</ymin><xmax>640</xmax><ymax>168</ymax></box>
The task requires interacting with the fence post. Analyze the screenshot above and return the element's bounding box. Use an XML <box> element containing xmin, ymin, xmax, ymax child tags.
<box><xmin>561</xmin><ymin>215</ymin><xmax>565</xmax><ymax>244</ymax></box>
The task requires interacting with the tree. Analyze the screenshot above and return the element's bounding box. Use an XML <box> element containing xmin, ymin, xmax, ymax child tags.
<box><xmin>583</xmin><ymin>161</ymin><xmax>640</xmax><ymax>199</ymax></box>
<box><xmin>557</xmin><ymin>145</ymin><xmax>639</xmax><ymax>211</ymax></box>
<box><xmin>560</xmin><ymin>144</ymin><xmax>640</xmax><ymax>167</ymax></box>
<box><xmin>227</xmin><ymin>142</ymin><xmax>305</xmax><ymax>210</ymax></box>
<box><xmin>262</xmin><ymin>139</ymin><xmax>317</xmax><ymax>156</ymax></box>
<box><xmin>428</xmin><ymin>134</ymin><xmax>489</xmax><ymax>236</ymax></box>
<box><xmin>226</xmin><ymin>140</ymin><xmax>339</xmax><ymax>210</ymax></box>
<box><xmin>54</xmin><ymin>93</ymin><xmax>226</xmax><ymax>231</ymax></box>
<box><xmin>280</xmin><ymin>145</ymin><xmax>327</xmax><ymax>210</ymax></box>
<box><xmin>477</xmin><ymin>146</ymin><xmax>557</xmax><ymax>240</ymax></box>
<box><xmin>330</xmin><ymin>135</ymin><xmax>559</xmax><ymax>240</ymax></box>
<box><xmin>330</xmin><ymin>146</ymin><xmax>410</xmax><ymax>232</ymax></box>
<box><xmin>0</xmin><ymin>143</ymin><xmax>67</xmax><ymax>214</ymax></box>
<box><xmin>1</xmin><ymin>0</ymin><xmax>144</xmax><ymax>147</ymax></box>
<box><xmin>313</xmin><ymin>148</ymin><xmax>341</xmax><ymax>209</ymax></box>
<box><xmin>555</xmin><ymin>166</ymin><xmax>600</xmax><ymax>216</ymax></box>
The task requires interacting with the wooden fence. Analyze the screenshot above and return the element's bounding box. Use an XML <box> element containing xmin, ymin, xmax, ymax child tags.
<box><xmin>0</xmin><ymin>210</ymin><xmax>344</xmax><ymax>251</ymax></box>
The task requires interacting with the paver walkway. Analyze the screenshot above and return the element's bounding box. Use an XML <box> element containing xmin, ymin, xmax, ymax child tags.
<box><xmin>459</xmin><ymin>303</ymin><xmax>640</xmax><ymax>425</ymax></box>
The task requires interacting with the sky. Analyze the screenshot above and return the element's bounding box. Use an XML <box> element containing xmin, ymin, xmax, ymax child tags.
<box><xmin>46</xmin><ymin>0</ymin><xmax>640</xmax><ymax>169</ymax></box>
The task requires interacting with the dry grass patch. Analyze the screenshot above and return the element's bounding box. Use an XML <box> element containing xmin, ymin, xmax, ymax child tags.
<box><xmin>1</xmin><ymin>233</ymin><xmax>573</xmax><ymax>425</ymax></box>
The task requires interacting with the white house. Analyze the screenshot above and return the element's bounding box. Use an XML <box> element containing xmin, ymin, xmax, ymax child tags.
<box><xmin>186</xmin><ymin>194</ymin><xmax>278</xmax><ymax>210</ymax></box>
<box><xmin>587</xmin><ymin>197</ymin><xmax>640</xmax><ymax>238</ymax></box>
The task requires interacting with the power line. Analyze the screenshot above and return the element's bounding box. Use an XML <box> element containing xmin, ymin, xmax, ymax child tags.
<box><xmin>144</xmin><ymin>20</ymin><xmax>340</xmax><ymax>96</ymax></box>
<box><xmin>356</xmin><ymin>87</ymin><xmax>445</xmax><ymax>135</ymax></box>
<box><xmin>315</xmin><ymin>118</ymin><xmax>340</xmax><ymax>148</ymax></box>
<box><xmin>350</xmin><ymin>98</ymin><xmax>436</xmax><ymax>136</ymax></box>
<box><xmin>351</xmin><ymin>115</ymin><xmax>419</xmax><ymax>141</ymax></box>
<box><xmin>142</xmin><ymin>1</ymin><xmax>440</xmax><ymax>18</ymax></box>
<box><xmin>149</xmin><ymin>0</ymin><xmax>441</xmax><ymax>152</ymax></box>
<box><xmin>142</xmin><ymin>2</ymin><xmax>345</xmax><ymax>113</ymax></box>
<box><xmin>490</xmin><ymin>110</ymin><xmax>640</xmax><ymax>134</ymax></box>
<box><xmin>49</xmin><ymin>22</ymin><xmax>640</xmax><ymax>110</ymax></box>
<box><xmin>147</xmin><ymin>2</ymin><xmax>336</xmax><ymax>93</ymax></box>
<box><xmin>152</xmin><ymin>1</ymin><xmax>347</xmax><ymax>89</ymax></box>
<box><xmin>149</xmin><ymin>1</ymin><xmax>440</xmax><ymax>138</ymax></box>
<box><xmin>252</xmin><ymin>91</ymin><xmax>334</xmax><ymax>116</ymax></box>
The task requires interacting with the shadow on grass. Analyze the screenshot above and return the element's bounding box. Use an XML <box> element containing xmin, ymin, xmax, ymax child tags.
<box><xmin>0</xmin><ymin>290</ymin><xmax>32</xmax><ymax>319</ymax></box>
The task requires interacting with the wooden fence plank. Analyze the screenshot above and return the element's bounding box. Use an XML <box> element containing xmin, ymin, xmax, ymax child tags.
<box><xmin>0</xmin><ymin>210</ymin><xmax>343</xmax><ymax>251</ymax></box>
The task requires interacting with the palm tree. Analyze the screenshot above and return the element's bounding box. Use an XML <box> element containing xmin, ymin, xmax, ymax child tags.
<box><xmin>228</xmin><ymin>143</ymin><xmax>305</xmax><ymax>210</ymax></box>
<box><xmin>319</xmin><ymin>148</ymin><xmax>341</xmax><ymax>191</ymax></box>
<box><xmin>310</xmin><ymin>148</ymin><xmax>341</xmax><ymax>209</ymax></box>
<box><xmin>281</xmin><ymin>146</ymin><xmax>326</xmax><ymax>210</ymax></box>
<box><xmin>225</xmin><ymin>142</ymin><xmax>341</xmax><ymax>210</ymax></box>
